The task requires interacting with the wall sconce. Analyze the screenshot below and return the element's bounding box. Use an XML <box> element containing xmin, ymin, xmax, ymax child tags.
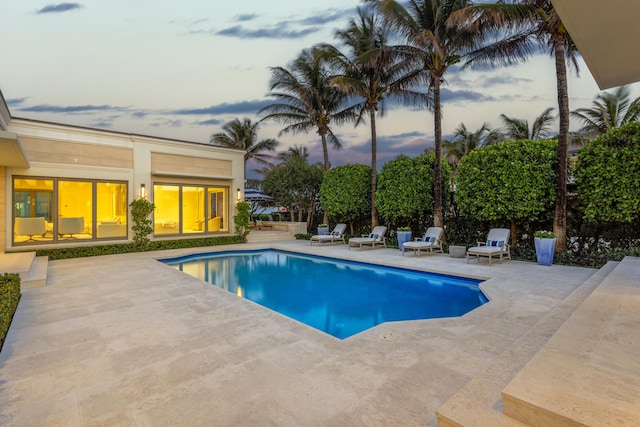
<box><xmin>139</xmin><ymin>183</ymin><xmax>146</xmax><ymax>199</ymax></box>
<box><xmin>236</xmin><ymin>188</ymin><xmax>242</xmax><ymax>202</ymax></box>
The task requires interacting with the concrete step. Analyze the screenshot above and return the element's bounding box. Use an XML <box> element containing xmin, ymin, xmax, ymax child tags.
<box><xmin>0</xmin><ymin>252</ymin><xmax>49</xmax><ymax>290</ymax></box>
<box><xmin>436</xmin><ymin>261</ymin><xmax>617</xmax><ymax>427</ymax></box>
<box><xmin>501</xmin><ymin>257</ymin><xmax>640</xmax><ymax>426</ymax></box>
<box><xmin>21</xmin><ymin>256</ymin><xmax>49</xmax><ymax>290</ymax></box>
<box><xmin>246</xmin><ymin>230</ymin><xmax>295</xmax><ymax>243</ymax></box>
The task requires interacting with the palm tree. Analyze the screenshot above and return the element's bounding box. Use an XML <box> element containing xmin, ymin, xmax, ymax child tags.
<box><xmin>260</xmin><ymin>50</ymin><xmax>356</xmax><ymax>227</ymax></box>
<box><xmin>456</xmin><ymin>0</ymin><xmax>580</xmax><ymax>252</ymax></box>
<box><xmin>365</xmin><ymin>0</ymin><xmax>481</xmax><ymax>228</ymax></box>
<box><xmin>571</xmin><ymin>85</ymin><xmax>640</xmax><ymax>135</ymax></box>
<box><xmin>263</xmin><ymin>145</ymin><xmax>324</xmax><ymax>226</ymax></box>
<box><xmin>277</xmin><ymin>145</ymin><xmax>310</xmax><ymax>163</ymax></box>
<box><xmin>500</xmin><ymin>107</ymin><xmax>555</xmax><ymax>140</ymax></box>
<box><xmin>210</xmin><ymin>118</ymin><xmax>279</xmax><ymax>181</ymax></box>
<box><xmin>319</xmin><ymin>6</ymin><xmax>427</xmax><ymax>227</ymax></box>
<box><xmin>443</xmin><ymin>122</ymin><xmax>500</xmax><ymax>169</ymax></box>
<box><xmin>260</xmin><ymin>48</ymin><xmax>357</xmax><ymax>172</ymax></box>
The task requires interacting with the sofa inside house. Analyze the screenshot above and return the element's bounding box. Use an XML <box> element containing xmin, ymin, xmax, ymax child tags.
<box><xmin>58</xmin><ymin>216</ymin><xmax>85</xmax><ymax>238</ymax></box>
<box><xmin>14</xmin><ymin>217</ymin><xmax>47</xmax><ymax>241</ymax></box>
<box><xmin>97</xmin><ymin>217</ymin><xmax>126</xmax><ymax>238</ymax></box>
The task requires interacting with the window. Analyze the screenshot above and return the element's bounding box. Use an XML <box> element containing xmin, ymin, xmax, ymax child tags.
<box><xmin>58</xmin><ymin>180</ymin><xmax>92</xmax><ymax>239</ymax></box>
<box><xmin>12</xmin><ymin>177</ymin><xmax>128</xmax><ymax>245</ymax></box>
<box><xmin>153</xmin><ymin>184</ymin><xmax>180</xmax><ymax>235</ymax></box>
<box><xmin>13</xmin><ymin>178</ymin><xmax>54</xmax><ymax>243</ymax></box>
<box><xmin>96</xmin><ymin>182</ymin><xmax>127</xmax><ymax>238</ymax></box>
<box><xmin>153</xmin><ymin>183</ymin><xmax>228</xmax><ymax>236</ymax></box>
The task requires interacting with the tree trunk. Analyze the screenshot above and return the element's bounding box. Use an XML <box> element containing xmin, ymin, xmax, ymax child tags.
<box><xmin>306</xmin><ymin>204</ymin><xmax>314</xmax><ymax>230</ymax></box>
<box><xmin>433</xmin><ymin>77</ymin><xmax>444</xmax><ymax>228</ymax></box>
<box><xmin>321</xmin><ymin>133</ymin><xmax>330</xmax><ymax>226</ymax></box>
<box><xmin>370</xmin><ymin>109</ymin><xmax>379</xmax><ymax>228</ymax></box>
<box><xmin>553</xmin><ymin>35</ymin><xmax>569</xmax><ymax>253</ymax></box>
<box><xmin>510</xmin><ymin>221</ymin><xmax>517</xmax><ymax>248</ymax></box>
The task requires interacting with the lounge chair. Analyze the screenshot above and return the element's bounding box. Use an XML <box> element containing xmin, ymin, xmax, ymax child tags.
<box><xmin>59</xmin><ymin>216</ymin><xmax>85</xmax><ymax>238</ymax></box>
<box><xmin>15</xmin><ymin>217</ymin><xmax>47</xmax><ymax>241</ymax></box>
<box><xmin>466</xmin><ymin>228</ymin><xmax>511</xmax><ymax>266</ymax></box>
<box><xmin>310</xmin><ymin>223</ymin><xmax>347</xmax><ymax>246</ymax></box>
<box><xmin>401</xmin><ymin>227</ymin><xmax>444</xmax><ymax>256</ymax></box>
<box><xmin>348</xmin><ymin>226</ymin><xmax>387</xmax><ymax>250</ymax></box>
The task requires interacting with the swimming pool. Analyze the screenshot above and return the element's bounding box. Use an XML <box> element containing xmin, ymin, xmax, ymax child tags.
<box><xmin>161</xmin><ymin>249</ymin><xmax>486</xmax><ymax>339</ymax></box>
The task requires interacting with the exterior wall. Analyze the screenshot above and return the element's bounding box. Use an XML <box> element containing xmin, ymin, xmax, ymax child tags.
<box><xmin>3</xmin><ymin>118</ymin><xmax>245</xmax><ymax>252</ymax></box>
<box><xmin>151</xmin><ymin>152</ymin><xmax>231</xmax><ymax>177</ymax></box>
<box><xmin>19</xmin><ymin>137</ymin><xmax>133</xmax><ymax>169</ymax></box>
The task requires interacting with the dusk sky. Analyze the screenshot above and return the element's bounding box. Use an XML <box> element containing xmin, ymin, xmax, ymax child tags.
<box><xmin>3</xmin><ymin>1</ymin><xmax>638</xmax><ymax>178</ymax></box>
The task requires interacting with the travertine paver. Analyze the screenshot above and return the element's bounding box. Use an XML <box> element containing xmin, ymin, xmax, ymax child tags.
<box><xmin>0</xmin><ymin>240</ymin><xmax>596</xmax><ymax>426</ymax></box>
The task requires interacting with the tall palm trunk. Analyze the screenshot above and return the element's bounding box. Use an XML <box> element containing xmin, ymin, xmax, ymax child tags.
<box><xmin>320</xmin><ymin>132</ymin><xmax>330</xmax><ymax>225</ymax></box>
<box><xmin>433</xmin><ymin>76</ymin><xmax>444</xmax><ymax>228</ymax></box>
<box><xmin>370</xmin><ymin>108</ymin><xmax>379</xmax><ymax>227</ymax></box>
<box><xmin>553</xmin><ymin>35</ymin><xmax>569</xmax><ymax>253</ymax></box>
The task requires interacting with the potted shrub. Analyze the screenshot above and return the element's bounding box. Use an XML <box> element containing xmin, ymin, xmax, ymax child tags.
<box><xmin>317</xmin><ymin>224</ymin><xmax>329</xmax><ymax>236</ymax></box>
<box><xmin>396</xmin><ymin>226</ymin><xmax>412</xmax><ymax>251</ymax></box>
<box><xmin>534</xmin><ymin>230</ymin><xmax>556</xmax><ymax>266</ymax></box>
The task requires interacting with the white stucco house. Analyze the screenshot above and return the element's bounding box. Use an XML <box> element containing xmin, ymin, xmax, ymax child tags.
<box><xmin>0</xmin><ymin>89</ymin><xmax>245</xmax><ymax>254</ymax></box>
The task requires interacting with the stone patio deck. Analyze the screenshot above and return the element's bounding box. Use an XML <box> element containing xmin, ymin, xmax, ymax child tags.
<box><xmin>0</xmin><ymin>240</ymin><xmax>637</xmax><ymax>426</ymax></box>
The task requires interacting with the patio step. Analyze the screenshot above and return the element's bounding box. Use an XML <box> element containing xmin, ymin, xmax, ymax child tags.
<box><xmin>436</xmin><ymin>261</ymin><xmax>616</xmax><ymax>427</ymax></box>
<box><xmin>246</xmin><ymin>230</ymin><xmax>295</xmax><ymax>243</ymax></box>
<box><xmin>21</xmin><ymin>256</ymin><xmax>49</xmax><ymax>290</ymax></box>
<box><xmin>0</xmin><ymin>252</ymin><xmax>49</xmax><ymax>290</ymax></box>
<box><xmin>501</xmin><ymin>257</ymin><xmax>640</xmax><ymax>426</ymax></box>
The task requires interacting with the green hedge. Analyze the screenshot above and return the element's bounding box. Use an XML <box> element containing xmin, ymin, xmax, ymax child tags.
<box><xmin>0</xmin><ymin>273</ymin><xmax>21</xmax><ymax>352</ymax></box>
<box><xmin>35</xmin><ymin>235</ymin><xmax>246</xmax><ymax>261</ymax></box>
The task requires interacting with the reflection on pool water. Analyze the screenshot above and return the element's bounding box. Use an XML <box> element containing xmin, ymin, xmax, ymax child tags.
<box><xmin>161</xmin><ymin>249</ymin><xmax>486</xmax><ymax>339</ymax></box>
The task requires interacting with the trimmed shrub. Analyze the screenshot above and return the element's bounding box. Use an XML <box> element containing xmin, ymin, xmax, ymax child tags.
<box><xmin>35</xmin><ymin>235</ymin><xmax>245</xmax><ymax>261</ymax></box>
<box><xmin>0</xmin><ymin>273</ymin><xmax>21</xmax><ymax>352</ymax></box>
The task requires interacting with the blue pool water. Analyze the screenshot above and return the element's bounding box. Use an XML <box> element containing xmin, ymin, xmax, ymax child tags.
<box><xmin>161</xmin><ymin>250</ymin><xmax>486</xmax><ymax>339</ymax></box>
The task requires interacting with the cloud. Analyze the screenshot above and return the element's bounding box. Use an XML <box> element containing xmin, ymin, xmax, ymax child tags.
<box><xmin>479</xmin><ymin>73</ymin><xmax>533</xmax><ymax>87</ymax></box>
<box><xmin>36</xmin><ymin>3</ymin><xmax>83</xmax><ymax>14</ymax></box>
<box><xmin>18</xmin><ymin>104</ymin><xmax>113</xmax><ymax>113</ymax></box>
<box><xmin>6</xmin><ymin>97</ymin><xmax>29</xmax><ymax>106</ymax></box>
<box><xmin>191</xmin><ymin>7</ymin><xmax>354</xmax><ymax>40</ymax></box>
<box><xmin>171</xmin><ymin>99</ymin><xmax>273</xmax><ymax>116</ymax></box>
<box><xmin>150</xmin><ymin>119</ymin><xmax>183</xmax><ymax>129</ymax></box>
<box><xmin>440</xmin><ymin>88</ymin><xmax>496</xmax><ymax>103</ymax></box>
<box><xmin>296</xmin><ymin>9</ymin><xmax>352</xmax><ymax>26</ymax></box>
<box><xmin>214</xmin><ymin>23</ymin><xmax>320</xmax><ymax>39</ymax></box>
<box><xmin>193</xmin><ymin>118</ymin><xmax>225</xmax><ymax>126</ymax></box>
<box><xmin>233</xmin><ymin>13</ymin><xmax>258</xmax><ymax>22</ymax></box>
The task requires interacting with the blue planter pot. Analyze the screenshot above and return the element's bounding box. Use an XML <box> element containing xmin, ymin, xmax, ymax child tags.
<box><xmin>397</xmin><ymin>231</ymin><xmax>412</xmax><ymax>251</ymax></box>
<box><xmin>535</xmin><ymin>237</ymin><xmax>556</xmax><ymax>266</ymax></box>
<box><xmin>318</xmin><ymin>227</ymin><xmax>329</xmax><ymax>236</ymax></box>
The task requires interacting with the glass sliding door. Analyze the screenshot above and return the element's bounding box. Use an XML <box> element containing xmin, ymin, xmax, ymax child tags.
<box><xmin>58</xmin><ymin>180</ymin><xmax>92</xmax><ymax>239</ymax></box>
<box><xmin>182</xmin><ymin>186</ymin><xmax>205</xmax><ymax>234</ymax></box>
<box><xmin>12</xmin><ymin>178</ymin><xmax>54</xmax><ymax>243</ymax></box>
<box><xmin>207</xmin><ymin>187</ymin><xmax>227</xmax><ymax>232</ymax></box>
<box><xmin>96</xmin><ymin>182</ymin><xmax>128</xmax><ymax>238</ymax></box>
<box><xmin>153</xmin><ymin>184</ymin><xmax>180</xmax><ymax>235</ymax></box>
<box><xmin>152</xmin><ymin>183</ymin><xmax>229</xmax><ymax>236</ymax></box>
<box><xmin>12</xmin><ymin>177</ymin><xmax>128</xmax><ymax>245</ymax></box>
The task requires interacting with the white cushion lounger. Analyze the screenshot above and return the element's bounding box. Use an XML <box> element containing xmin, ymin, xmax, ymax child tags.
<box><xmin>348</xmin><ymin>226</ymin><xmax>387</xmax><ymax>250</ymax></box>
<box><xmin>466</xmin><ymin>228</ymin><xmax>511</xmax><ymax>266</ymax></box>
<box><xmin>310</xmin><ymin>223</ymin><xmax>347</xmax><ymax>246</ymax></box>
<box><xmin>402</xmin><ymin>227</ymin><xmax>444</xmax><ymax>256</ymax></box>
